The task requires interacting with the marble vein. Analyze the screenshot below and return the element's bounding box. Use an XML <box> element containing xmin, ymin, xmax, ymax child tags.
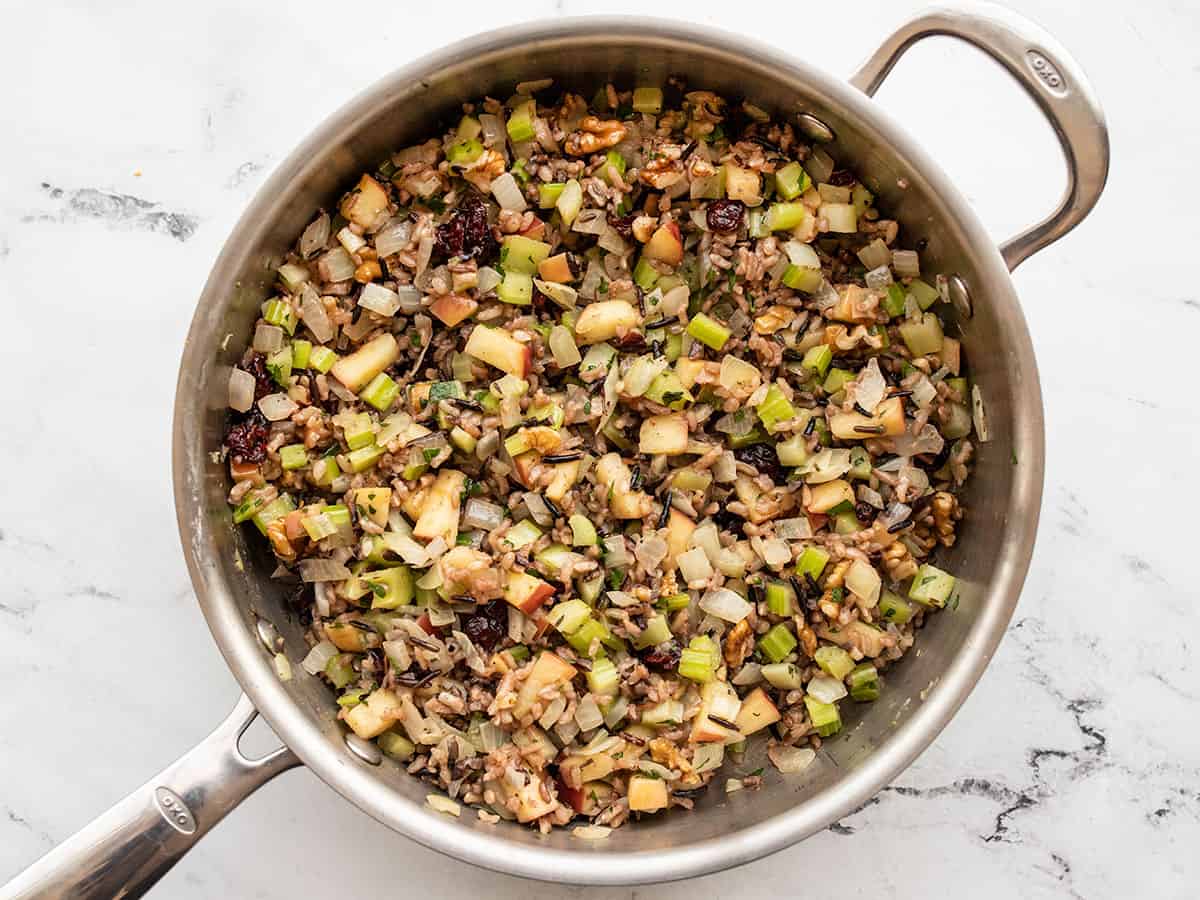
<box><xmin>23</xmin><ymin>184</ymin><xmax>199</xmax><ymax>241</ymax></box>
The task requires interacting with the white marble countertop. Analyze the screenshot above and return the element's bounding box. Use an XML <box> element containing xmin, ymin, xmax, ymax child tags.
<box><xmin>2</xmin><ymin>0</ymin><xmax>1197</xmax><ymax>896</ymax></box>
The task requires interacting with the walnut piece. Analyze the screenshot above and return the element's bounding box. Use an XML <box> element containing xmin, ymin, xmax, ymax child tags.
<box><xmin>753</xmin><ymin>304</ymin><xmax>795</xmax><ymax>335</ymax></box>
<box><xmin>723</xmin><ymin>619</ymin><xmax>755</xmax><ymax>669</ymax></box>
<box><xmin>931</xmin><ymin>491</ymin><xmax>962</xmax><ymax>547</ymax></box>
<box><xmin>564</xmin><ymin>117</ymin><xmax>627</xmax><ymax>156</ymax></box>
<box><xmin>881</xmin><ymin>541</ymin><xmax>918</xmax><ymax>582</ymax></box>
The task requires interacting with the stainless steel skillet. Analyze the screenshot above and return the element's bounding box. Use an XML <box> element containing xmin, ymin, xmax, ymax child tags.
<box><xmin>1</xmin><ymin>4</ymin><xmax>1107</xmax><ymax>896</ymax></box>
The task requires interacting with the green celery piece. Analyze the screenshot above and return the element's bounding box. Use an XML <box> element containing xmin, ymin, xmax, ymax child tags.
<box><xmin>764</xmin><ymin>580</ymin><xmax>795</xmax><ymax>616</ymax></box>
<box><xmin>446</xmin><ymin>138</ymin><xmax>483</xmax><ymax>165</ymax></box>
<box><xmin>814</xmin><ymin>645</ymin><xmax>854</xmax><ymax>680</ymax></box>
<box><xmin>795</xmin><ymin>545</ymin><xmax>830</xmax><ymax>581</ymax></box>
<box><xmin>291</xmin><ymin>340</ymin><xmax>312</xmax><ymax>370</ymax></box>
<box><xmin>756</xmin><ymin>384</ymin><xmax>796</xmax><ymax>430</ymax></box>
<box><xmin>278</xmin><ymin>444</ymin><xmax>307</xmax><ymax>471</ymax></box>
<box><xmin>909</xmin><ymin>564</ymin><xmax>956</xmax><ymax>608</ymax></box>
<box><xmin>538</xmin><ymin>183</ymin><xmax>565</xmax><ymax>209</ymax></box>
<box><xmin>804</xmin><ymin>695</ymin><xmax>841</xmax><ymax>737</ymax></box>
<box><xmin>251</xmin><ymin>494</ymin><xmax>294</xmax><ymax>535</ymax></box>
<box><xmin>774</xmin><ymin>161</ymin><xmax>811</xmax><ymax>200</ymax></box>
<box><xmin>506</xmin><ymin>99</ymin><xmax>536</xmax><ymax>143</ymax></box>
<box><xmin>687</xmin><ymin>313</ymin><xmax>731</xmax><ymax>351</ymax></box>
<box><xmin>799</xmin><ymin>344</ymin><xmax>832</xmax><ymax>378</ymax></box>
<box><xmin>879</xmin><ymin>590</ymin><xmax>913</xmax><ymax>625</ymax></box>
<box><xmin>758</xmin><ymin>623</ymin><xmax>797</xmax><ymax>663</ymax></box>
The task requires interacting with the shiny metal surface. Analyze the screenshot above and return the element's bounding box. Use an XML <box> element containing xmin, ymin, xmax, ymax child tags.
<box><xmin>2</xmin><ymin>4</ymin><xmax>1108</xmax><ymax>895</ymax></box>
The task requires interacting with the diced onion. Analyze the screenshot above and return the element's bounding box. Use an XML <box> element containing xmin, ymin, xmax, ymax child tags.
<box><xmin>317</xmin><ymin>247</ymin><xmax>356</xmax><ymax>283</ymax></box>
<box><xmin>638</xmin><ymin>760</ymin><xmax>675</xmax><ymax>781</ymax></box>
<box><xmin>597</xmin><ymin>226</ymin><xmax>627</xmax><ymax>254</ymax></box>
<box><xmin>548</xmin><ymin>325</ymin><xmax>581</xmax><ymax>367</ymax></box>
<box><xmin>910</xmin><ymin>374</ymin><xmax>937</xmax><ymax>409</ymax></box>
<box><xmin>806</xmin><ymin>148</ymin><xmax>835</xmax><ymax>184</ymax></box>
<box><xmin>689</xmin><ymin>521</ymin><xmax>722</xmax><ymax>565</ymax></box>
<box><xmin>539</xmin><ymin>695</ymin><xmax>567</xmax><ymax>730</ymax></box>
<box><xmin>857</xmin><ymin>485</ymin><xmax>884</xmax><ymax>509</ymax></box>
<box><xmin>299</xmin><ymin>211</ymin><xmax>331</xmax><ymax>259</ymax></box>
<box><xmin>783</xmin><ymin>240</ymin><xmax>820</xmax><ymax>269</ymax></box>
<box><xmin>300</xmin><ymin>639</ymin><xmax>338</xmax><ymax>675</ymax></box>
<box><xmin>634</xmin><ymin>534</ymin><xmax>668</xmax><ymax>571</ymax></box>
<box><xmin>893</xmin><ymin>424</ymin><xmax>944</xmax><ymax>457</ymax></box>
<box><xmin>426</xmin><ymin>795</ymin><xmax>462</xmax><ymax>817</ymax></box>
<box><xmin>712</xmin><ymin>451</ymin><xmax>737</xmax><ymax>483</ymax></box>
<box><xmin>677</xmin><ymin>547</ymin><xmax>713</xmax><ymax>583</ymax></box>
<box><xmin>857</xmin><ymin>238</ymin><xmax>890</xmax><ymax>271</ymax></box>
<box><xmin>228</xmin><ymin>367</ymin><xmax>255</xmax><ymax>412</ymax></box>
<box><xmin>258</xmin><ymin>393</ymin><xmax>298</xmax><ymax>421</ymax></box>
<box><xmin>273</xmin><ymin>652</ymin><xmax>292</xmax><ymax>681</ymax></box>
<box><xmin>253</xmin><ymin>323</ymin><xmax>284</xmax><ymax>353</ymax></box>
<box><xmin>490</xmin><ymin>172</ymin><xmax>526</xmax><ymax>211</ymax></box>
<box><xmin>373</xmin><ymin>217</ymin><xmax>413</xmax><ymax>258</ymax></box>
<box><xmin>573</xmin><ymin>825</ymin><xmax>612</xmax><ymax>840</ymax></box>
<box><xmin>394</xmin><ymin>284</ymin><xmax>422</xmax><ymax>314</ymax></box>
<box><xmin>725</xmin><ymin>779</ymin><xmax>744</xmax><ymax>794</ymax></box>
<box><xmin>382</xmin><ymin>639</ymin><xmax>411</xmax><ymax>673</ymax></box>
<box><xmin>478</xmin><ymin>721</ymin><xmax>508</xmax><ymax>752</ymax></box>
<box><xmin>574</xmin><ymin>695</ymin><xmax>604</xmax><ymax>732</ymax></box>
<box><xmin>415</xmin><ymin>232</ymin><xmax>434</xmax><ymax>280</ymax></box>
<box><xmin>463</xmin><ymin>498</ymin><xmax>504</xmax><ymax>531</ymax></box>
<box><xmin>603</xmin><ymin>534</ymin><xmax>631</xmax><ymax>567</ymax></box>
<box><xmin>571</xmin><ymin>208</ymin><xmax>608</xmax><ymax>235</ymax></box>
<box><xmin>692</xmin><ymin>742</ymin><xmax>725</xmax><ymax>773</ymax></box>
<box><xmin>752</xmin><ymin>536</ymin><xmax>791</xmax><ymax>569</ymax></box>
<box><xmin>892</xmin><ymin>249</ymin><xmax>920</xmax><ymax>278</ymax></box>
<box><xmin>699</xmin><ymin>587</ymin><xmax>752</xmax><ymax>623</ymax></box>
<box><xmin>603</xmin><ymin>695</ymin><xmax>628</xmax><ymax>730</ymax></box>
<box><xmin>660</xmin><ymin>284</ymin><xmax>689</xmax><ymax>317</ymax></box>
<box><xmin>768</xmin><ymin>745</ymin><xmax>816</xmax><ymax>774</ymax></box>
<box><xmin>813</xmin><ymin>279</ymin><xmax>840</xmax><ymax>310</ymax></box>
<box><xmin>479</xmin><ymin>113</ymin><xmax>503</xmax><ymax>148</ymax></box>
<box><xmin>299</xmin><ymin>287</ymin><xmax>334</xmax><ymax>343</ymax></box>
<box><xmin>852</xmin><ymin>358</ymin><xmax>887</xmax><ymax>415</ymax></box>
<box><xmin>775</xmin><ymin>517</ymin><xmax>812</xmax><ymax>540</ymax></box>
<box><xmin>879</xmin><ymin>502</ymin><xmax>912</xmax><ymax>530</ymax></box>
<box><xmin>865</xmin><ymin>265</ymin><xmax>893</xmax><ymax>291</ymax></box>
<box><xmin>807</xmin><ymin>674</ymin><xmax>847</xmax><ymax>703</ymax></box>
<box><xmin>845</xmin><ymin>559</ymin><xmax>881</xmax><ymax>605</ymax></box>
<box><xmin>297</xmin><ymin>558</ymin><xmax>351</xmax><ymax>582</ymax></box>
<box><xmin>972</xmin><ymin>385</ymin><xmax>990</xmax><ymax>442</ymax></box>
<box><xmin>800</xmin><ymin>448</ymin><xmax>852</xmax><ymax>484</ymax></box>
<box><xmin>623</xmin><ymin>355</ymin><xmax>668</xmax><ymax>397</ymax></box>
<box><xmin>524</xmin><ymin>493</ymin><xmax>554</xmax><ymax>527</ymax></box>
<box><xmin>732</xmin><ymin>662</ymin><xmax>763</xmax><ymax>686</ymax></box>
<box><xmin>358</xmin><ymin>283</ymin><xmax>401</xmax><ymax>316</ymax></box>
<box><xmin>607</xmin><ymin>590</ymin><xmax>638</xmax><ymax>608</ymax></box>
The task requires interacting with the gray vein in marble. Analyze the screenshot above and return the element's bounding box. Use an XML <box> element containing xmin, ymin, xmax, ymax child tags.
<box><xmin>226</xmin><ymin>159</ymin><xmax>265</xmax><ymax>188</ymax></box>
<box><xmin>4</xmin><ymin>808</ymin><xmax>54</xmax><ymax>850</ymax></box>
<box><xmin>24</xmin><ymin>184</ymin><xmax>198</xmax><ymax>241</ymax></box>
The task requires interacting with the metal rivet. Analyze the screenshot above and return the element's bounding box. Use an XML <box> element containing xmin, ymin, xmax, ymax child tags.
<box><xmin>344</xmin><ymin>732</ymin><xmax>382</xmax><ymax>765</ymax></box>
<box><xmin>256</xmin><ymin>617</ymin><xmax>281</xmax><ymax>652</ymax></box>
<box><xmin>948</xmin><ymin>274</ymin><xmax>973</xmax><ymax>319</ymax></box>
<box><xmin>795</xmin><ymin>113</ymin><xmax>835</xmax><ymax>143</ymax></box>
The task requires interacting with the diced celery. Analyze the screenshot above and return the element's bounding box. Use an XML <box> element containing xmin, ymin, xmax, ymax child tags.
<box><xmin>687</xmin><ymin>313</ymin><xmax>731</xmax><ymax>351</ymax></box>
<box><xmin>804</xmin><ymin>695</ymin><xmax>841</xmax><ymax>737</ymax></box>
<box><xmin>814</xmin><ymin>645</ymin><xmax>854</xmax><ymax>680</ymax></box>
<box><xmin>308</xmin><ymin>346</ymin><xmax>337</xmax><ymax>373</ymax></box>
<box><xmin>898</xmin><ymin>313</ymin><xmax>944</xmax><ymax>356</ymax></box>
<box><xmin>346</xmin><ymin>444</ymin><xmax>385</xmax><ymax>473</ymax></box>
<box><xmin>644</xmin><ymin>370</ymin><xmax>692</xmax><ymax>410</ymax></box>
<box><xmin>364</xmin><ymin>566</ymin><xmax>415</xmax><ymax>610</ymax></box>
<box><xmin>508</xmin><ymin>645</ymin><xmax>530</xmax><ymax>662</ymax></box>
<box><xmin>569</xmin><ymin>513</ymin><xmax>598</xmax><ymax>547</ymax></box>
<box><xmin>909</xmin><ymin>563</ymin><xmax>956</xmax><ymax>608</ymax></box>
<box><xmin>496</xmin><ymin>270</ymin><xmax>534</xmax><ymax>306</ymax></box>
<box><xmin>548</xmin><ymin>599</ymin><xmax>593</xmax><ymax>635</ymax></box>
<box><xmin>325</xmin><ymin>504</ymin><xmax>351</xmax><ymax>527</ymax></box>
<box><xmin>832</xmin><ymin>510</ymin><xmax>862</xmax><ymax>535</ymax></box>
<box><xmin>343</xmin><ymin>413</ymin><xmax>375</xmax><ymax>450</ymax></box>
<box><xmin>908</xmin><ymin>278</ymin><xmax>940</xmax><ymax>310</ymax></box>
<box><xmin>503</xmin><ymin>432</ymin><xmax>530</xmax><ymax>458</ymax></box>
<box><xmin>232</xmin><ymin>494</ymin><xmax>266</xmax><ymax>524</ymax></box>
<box><xmin>602</xmin><ymin>149</ymin><xmax>627</xmax><ymax>185</ymax></box>
<box><xmin>781</xmin><ymin>264</ymin><xmax>823</xmax><ymax>293</ymax></box>
<box><xmin>756</xmin><ymin>384</ymin><xmax>796</xmax><ymax>430</ymax></box>
<box><xmin>577</xmin><ymin>573</ymin><xmax>604</xmax><ymax>606</ymax></box>
<box><xmin>634</xmin><ymin>614</ymin><xmax>671</xmax><ymax>649</ymax></box>
<box><xmin>670</xmin><ymin>467</ymin><xmax>712</xmax><ymax>492</ymax></box>
<box><xmin>795</xmin><ymin>546</ymin><xmax>830</xmax><ymax>581</ymax></box>
<box><xmin>764</xmin><ymin>580</ymin><xmax>795</xmax><ymax>616</ymax></box>
<box><xmin>324</xmin><ymin>653</ymin><xmax>356</xmax><ymax>689</ymax></box>
<box><xmin>378</xmin><ymin>731</ymin><xmax>416</xmax><ymax>761</ymax></box>
<box><xmin>848</xmin><ymin>446</ymin><xmax>872</xmax><ymax>481</ymax></box>
<box><xmin>360</xmin><ymin>373</ymin><xmax>400</xmax><ymax>412</ymax></box>
<box><xmin>775</xmin><ymin>432</ymin><xmax>810</xmax><ymax>467</ymax></box>
<box><xmin>502</xmin><ymin>519</ymin><xmax>542</xmax><ymax>551</ymax></box>
<box><xmin>266</xmin><ymin>346</ymin><xmax>292</xmax><ymax>387</ymax></box>
<box><xmin>848</xmin><ymin>663</ymin><xmax>881</xmax><ymax>701</ymax></box>
<box><xmin>747</xmin><ymin>208</ymin><xmax>770</xmax><ymax>238</ymax></box>
<box><xmin>678</xmin><ymin>648</ymin><xmax>715</xmax><ymax>683</ymax></box>
<box><xmin>587</xmin><ymin>656</ymin><xmax>619</xmax><ymax>696</ymax></box>
<box><xmin>799</xmin><ymin>344</ymin><xmax>833</xmax><ymax>378</ymax></box>
<box><xmin>501</xmin><ymin>235</ymin><xmax>551</xmax><ymax>275</ymax></box>
<box><xmin>632</xmin><ymin>86</ymin><xmax>663</xmax><ymax>114</ymax></box>
<box><xmin>510</xmin><ymin>158</ymin><xmax>530</xmax><ymax>184</ymax></box>
<box><xmin>659</xmin><ymin>592</ymin><xmax>690</xmax><ymax>612</ymax></box>
<box><xmin>851</xmin><ymin>183</ymin><xmax>874</xmax><ymax>214</ymax></box>
<box><xmin>262</xmin><ymin>298</ymin><xmax>297</xmax><ymax>335</ymax></box>
<box><xmin>774</xmin><ymin>162</ymin><xmax>811</xmax><ymax>200</ymax></box>
<box><xmin>278</xmin><ymin>444</ymin><xmax>308</xmax><ymax>471</ymax></box>
<box><xmin>449</xmin><ymin>427</ymin><xmax>477</xmax><ymax>454</ymax></box>
<box><xmin>822</xmin><ymin>367</ymin><xmax>855</xmax><ymax>394</ymax></box>
<box><xmin>506</xmin><ymin>99</ymin><xmax>536</xmax><ymax>143</ymax></box>
<box><xmin>946</xmin><ymin>377</ymin><xmax>969</xmax><ymax>399</ymax></box>
<box><xmin>764</xmin><ymin>202</ymin><xmax>808</xmax><ymax>232</ymax></box>
<box><xmin>760</xmin><ymin>663</ymin><xmax>801</xmax><ymax>692</ymax></box>
<box><xmin>879</xmin><ymin>590</ymin><xmax>912</xmax><ymax>624</ymax></box>
<box><xmin>291</xmin><ymin>339</ymin><xmax>312</xmax><ymax>370</ymax></box>
<box><xmin>884</xmin><ymin>283</ymin><xmax>907</xmax><ymax>318</ymax></box>
<box><xmin>566</xmin><ymin>617</ymin><xmax>618</xmax><ymax>657</ymax></box>
<box><xmin>251</xmin><ymin>494</ymin><xmax>295</xmax><ymax>535</ymax></box>
<box><xmin>538</xmin><ymin>183</ymin><xmax>565</xmax><ymax>209</ymax></box>
<box><xmin>301</xmin><ymin>511</ymin><xmax>338</xmax><ymax>541</ymax></box>
<box><xmin>727</xmin><ymin>425</ymin><xmax>768</xmax><ymax>449</ymax></box>
<box><xmin>758</xmin><ymin>623</ymin><xmax>797</xmax><ymax>663</ymax></box>
<box><xmin>457</xmin><ymin>114</ymin><xmax>482</xmax><ymax>141</ymax></box>
<box><xmin>446</xmin><ymin>137</ymin><xmax>484</xmax><ymax>165</ymax></box>
<box><xmin>664</xmin><ymin>332</ymin><xmax>683</xmax><ymax>362</ymax></box>
<box><xmin>633</xmin><ymin>256</ymin><xmax>660</xmax><ymax>290</ymax></box>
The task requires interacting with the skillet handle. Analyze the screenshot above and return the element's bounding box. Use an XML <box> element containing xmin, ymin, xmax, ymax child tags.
<box><xmin>0</xmin><ymin>694</ymin><xmax>299</xmax><ymax>900</ymax></box>
<box><xmin>850</xmin><ymin>2</ymin><xmax>1109</xmax><ymax>271</ymax></box>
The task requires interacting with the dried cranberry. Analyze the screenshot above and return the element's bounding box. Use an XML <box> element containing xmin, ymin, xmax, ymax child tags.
<box><xmin>225</xmin><ymin>409</ymin><xmax>270</xmax><ymax>463</ymax></box>
<box><xmin>706</xmin><ymin>199</ymin><xmax>745</xmax><ymax>234</ymax></box>
<box><xmin>641</xmin><ymin>640</ymin><xmax>681</xmax><ymax>672</ymax></box>
<box><xmin>242</xmin><ymin>353</ymin><xmax>275</xmax><ymax>400</ymax></box>
<box><xmin>734</xmin><ymin>442</ymin><xmax>785</xmax><ymax>484</ymax></box>
<box><xmin>608</xmin><ymin>213</ymin><xmax>638</xmax><ymax>240</ymax></box>
<box><xmin>855</xmin><ymin>502</ymin><xmax>875</xmax><ymax>523</ymax></box>
<box><xmin>828</xmin><ymin>169</ymin><xmax>856</xmax><ymax>187</ymax></box>
<box><xmin>461</xmin><ymin>599</ymin><xmax>508</xmax><ymax>652</ymax></box>
<box><xmin>711</xmin><ymin>505</ymin><xmax>744</xmax><ymax>534</ymax></box>
<box><xmin>434</xmin><ymin>193</ymin><xmax>496</xmax><ymax>262</ymax></box>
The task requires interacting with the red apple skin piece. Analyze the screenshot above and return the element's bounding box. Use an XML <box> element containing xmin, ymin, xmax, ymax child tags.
<box><xmin>518</xmin><ymin>218</ymin><xmax>546</xmax><ymax>241</ymax></box>
<box><xmin>734</xmin><ymin>687</ymin><xmax>781</xmax><ymax>735</ymax></box>
<box><xmin>417</xmin><ymin>612</ymin><xmax>439</xmax><ymax>636</ymax></box>
<box><xmin>429</xmin><ymin>293</ymin><xmax>479</xmax><ymax>327</ymax></box>
<box><xmin>643</xmin><ymin>221</ymin><xmax>684</xmax><ymax>266</ymax></box>
<box><xmin>557</xmin><ymin>779</ymin><xmax>585</xmax><ymax>814</ymax></box>
<box><xmin>503</xmin><ymin>570</ymin><xmax>556</xmax><ymax>614</ymax></box>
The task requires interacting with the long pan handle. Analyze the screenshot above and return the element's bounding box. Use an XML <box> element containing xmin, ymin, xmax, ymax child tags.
<box><xmin>850</xmin><ymin>2</ymin><xmax>1109</xmax><ymax>270</ymax></box>
<box><xmin>0</xmin><ymin>694</ymin><xmax>299</xmax><ymax>899</ymax></box>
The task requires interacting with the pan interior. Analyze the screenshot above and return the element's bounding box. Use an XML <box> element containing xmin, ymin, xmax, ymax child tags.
<box><xmin>174</xmin><ymin>19</ymin><xmax>1042</xmax><ymax>880</ymax></box>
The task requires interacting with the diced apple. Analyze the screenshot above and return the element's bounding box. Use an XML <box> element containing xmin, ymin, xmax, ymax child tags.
<box><xmin>560</xmin><ymin>752</ymin><xmax>617</xmax><ymax>785</ymax></box>
<box><xmin>611</xmin><ymin>491</ymin><xmax>653</xmax><ymax>519</ymax></box>
<box><xmin>504</xmin><ymin>570</ymin><xmax>556</xmax><ymax>615</ymax></box>
<box><xmin>674</xmin><ymin>358</ymin><xmax>711</xmax><ymax>390</ymax></box>
<box><xmin>562</xmin><ymin>780</ymin><xmax>616</xmax><ymax>815</ymax></box>
<box><xmin>353</xmin><ymin>487</ymin><xmax>392</xmax><ymax>527</ymax></box>
<box><xmin>639</xmin><ymin>413</ymin><xmax>689</xmax><ymax>455</ymax></box>
<box><xmin>412</xmin><ymin>469</ymin><xmax>466</xmax><ymax>544</ymax></box>
<box><xmin>429</xmin><ymin>293</ymin><xmax>479</xmax><ymax>327</ymax></box>
<box><xmin>829</xmin><ymin>284</ymin><xmax>876</xmax><ymax>324</ymax></box>
<box><xmin>665</xmin><ymin>509</ymin><xmax>695</xmax><ymax>571</ymax></box>
<box><xmin>511</xmin><ymin>450</ymin><xmax>540</xmax><ymax>489</ymax></box>
<box><xmin>331</xmin><ymin>333</ymin><xmax>399</xmax><ymax>393</ymax></box>
<box><xmin>691</xmin><ymin>681</ymin><xmax>745</xmax><ymax>744</ymax></box>
<box><xmin>463</xmin><ymin>326</ymin><xmax>532</xmax><ymax>378</ymax></box>
<box><xmin>734</xmin><ymin>687</ymin><xmax>781</xmax><ymax>735</ymax></box>
<box><xmin>514</xmin><ymin>650</ymin><xmax>578</xmax><ymax>719</ymax></box>
<box><xmin>496</xmin><ymin>768</ymin><xmax>560</xmax><ymax>823</ymax></box>
<box><xmin>628</xmin><ymin>775</ymin><xmax>670</xmax><ymax>813</ymax></box>
<box><xmin>594</xmin><ymin>452</ymin><xmax>652</xmax><ymax>519</ymax></box>
<box><xmin>537</xmin><ymin>252</ymin><xmax>575</xmax><ymax>283</ymax></box>
<box><xmin>818</xmin><ymin>619</ymin><xmax>887</xmax><ymax>658</ymax></box>
<box><xmin>806</xmin><ymin>478</ymin><xmax>855</xmax><ymax>514</ymax></box>
<box><xmin>574</xmin><ymin>300</ymin><xmax>642</xmax><ymax>345</ymax></box>
<box><xmin>324</xmin><ymin>621</ymin><xmax>378</xmax><ymax>652</ymax></box>
<box><xmin>340</xmin><ymin>174</ymin><xmax>389</xmax><ymax>229</ymax></box>
<box><xmin>401</xmin><ymin>484</ymin><xmax>428</xmax><ymax>522</ymax></box>
<box><xmin>829</xmin><ymin>397</ymin><xmax>905</xmax><ymax>439</ymax></box>
<box><xmin>642</xmin><ymin>221</ymin><xmax>684</xmax><ymax>266</ymax></box>
<box><xmin>545</xmin><ymin>460</ymin><xmax>581</xmax><ymax>503</ymax></box>
<box><xmin>345</xmin><ymin>689</ymin><xmax>402</xmax><ymax>739</ymax></box>
<box><xmin>723</xmin><ymin>163</ymin><xmax>762</xmax><ymax>206</ymax></box>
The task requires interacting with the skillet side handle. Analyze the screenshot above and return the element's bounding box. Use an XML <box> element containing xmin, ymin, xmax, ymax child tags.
<box><xmin>850</xmin><ymin>2</ymin><xmax>1109</xmax><ymax>271</ymax></box>
<box><xmin>0</xmin><ymin>694</ymin><xmax>299</xmax><ymax>900</ymax></box>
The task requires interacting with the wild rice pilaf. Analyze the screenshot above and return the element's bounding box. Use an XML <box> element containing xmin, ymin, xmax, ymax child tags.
<box><xmin>223</xmin><ymin>78</ymin><xmax>976</xmax><ymax>831</ymax></box>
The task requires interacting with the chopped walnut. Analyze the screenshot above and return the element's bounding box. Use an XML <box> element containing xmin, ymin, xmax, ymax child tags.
<box><xmin>931</xmin><ymin>492</ymin><xmax>961</xmax><ymax>547</ymax></box>
<box><xmin>265</xmin><ymin>518</ymin><xmax>295</xmax><ymax>560</ymax></box>
<box><xmin>631</xmin><ymin>215</ymin><xmax>658</xmax><ymax>243</ymax></box>
<box><xmin>461</xmin><ymin>149</ymin><xmax>506</xmax><ymax>193</ymax></box>
<box><xmin>564</xmin><ymin>117</ymin><xmax>627</xmax><ymax>156</ymax></box>
<box><xmin>723</xmin><ymin>619</ymin><xmax>755</xmax><ymax>669</ymax></box>
<box><xmin>640</xmin><ymin>155</ymin><xmax>685</xmax><ymax>189</ymax></box>
<box><xmin>794</xmin><ymin>616</ymin><xmax>818</xmax><ymax>658</ymax></box>
<box><xmin>881</xmin><ymin>541</ymin><xmax>918</xmax><ymax>581</ymax></box>
<box><xmin>754</xmin><ymin>304</ymin><xmax>796</xmax><ymax>335</ymax></box>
